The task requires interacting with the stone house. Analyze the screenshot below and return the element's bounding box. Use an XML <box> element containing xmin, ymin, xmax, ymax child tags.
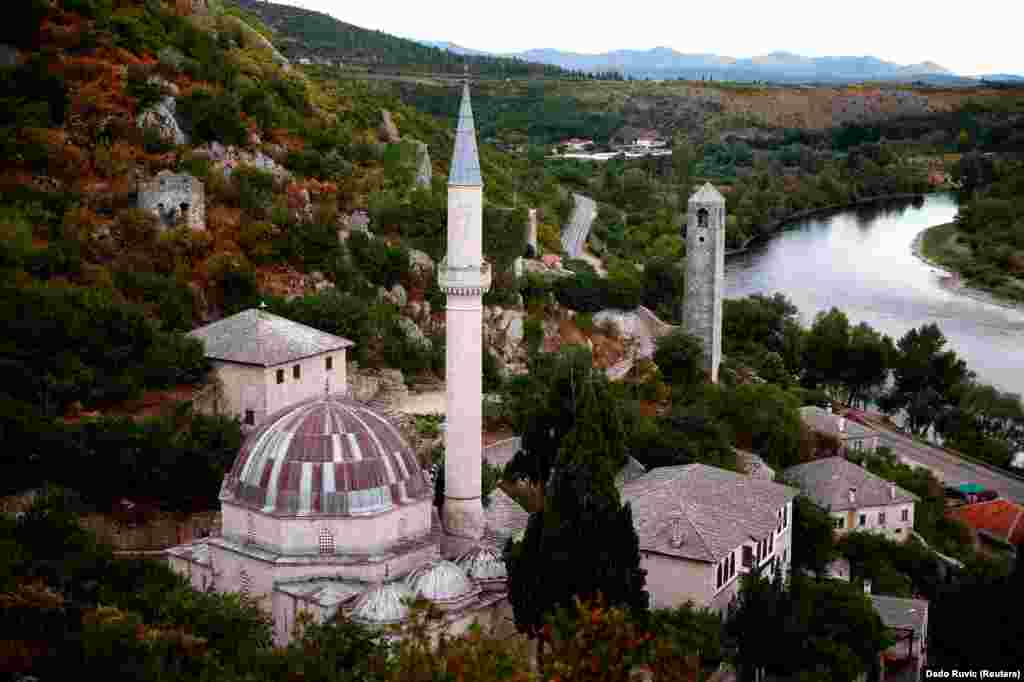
<box><xmin>783</xmin><ymin>457</ymin><xmax>918</xmax><ymax>540</ymax></box>
<box><xmin>487</xmin><ymin>463</ymin><xmax>798</xmax><ymax>615</ymax></box>
<box><xmin>800</xmin><ymin>405</ymin><xmax>879</xmax><ymax>454</ymax></box>
<box><xmin>187</xmin><ymin>307</ymin><xmax>353</xmax><ymax>427</ymax></box>
<box><xmin>137</xmin><ymin>171</ymin><xmax>205</xmax><ymax>231</ymax></box>
<box><xmin>870</xmin><ymin>593</ymin><xmax>929</xmax><ymax>681</ymax></box>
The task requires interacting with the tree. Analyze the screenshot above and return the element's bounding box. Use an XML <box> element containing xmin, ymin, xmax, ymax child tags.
<box><xmin>653</xmin><ymin>329</ymin><xmax>706</xmax><ymax>391</ymax></box>
<box><xmin>789</xmin><ymin>496</ymin><xmax>837</xmax><ymax>576</ymax></box>
<box><xmin>841</xmin><ymin>322</ymin><xmax>894</xmax><ymax>408</ymax></box>
<box><xmin>801</xmin><ymin>308</ymin><xmax>850</xmax><ymax>399</ymax></box>
<box><xmin>672</xmin><ymin>133</ymin><xmax>694</xmax><ymax>190</ymax></box>
<box><xmin>504</xmin><ymin>360</ymin><xmax>648</xmax><ymax>661</ymax></box>
<box><xmin>883</xmin><ymin>324</ymin><xmax>971</xmax><ymax>436</ymax></box>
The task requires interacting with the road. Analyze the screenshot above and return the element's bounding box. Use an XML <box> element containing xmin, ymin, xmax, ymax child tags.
<box><xmin>874</xmin><ymin>429</ymin><xmax>1024</xmax><ymax>504</ymax></box>
<box><xmin>560</xmin><ymin>193</ymin><xmax>597</xmax><ymax>258</ymax></box>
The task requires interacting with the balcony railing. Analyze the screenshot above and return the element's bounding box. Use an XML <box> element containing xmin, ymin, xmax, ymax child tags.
<box><xmin>437</xmin><ymin>258</ymin><xmax>492</xmax><ymax>292</ymax></box>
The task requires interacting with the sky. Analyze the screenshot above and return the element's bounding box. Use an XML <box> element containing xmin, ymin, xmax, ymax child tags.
<box><xmin>268</xmin><ymin>0</ymin><xmax>1023</xmax><ymax>76</ymax></box>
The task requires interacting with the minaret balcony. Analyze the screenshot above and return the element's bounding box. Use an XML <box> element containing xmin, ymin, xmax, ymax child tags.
<box><xmin>438</xmin><ymin>258</ymin><xmax>491</xmax><ymax>295</ymax></box>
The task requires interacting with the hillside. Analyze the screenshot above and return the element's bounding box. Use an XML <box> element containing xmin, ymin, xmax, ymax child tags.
<box><xmin>232</xmin><ymin>0</ymin><xmax>566</xmax><ymax>77</ymax></box>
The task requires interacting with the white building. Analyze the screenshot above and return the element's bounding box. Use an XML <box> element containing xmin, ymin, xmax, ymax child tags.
<box><xmin>800</xmin><ymin>405</ymin><xmax>880</xmax><ymax>454</ymax></box>
<box><xmin>188</xmin><ymin>307</ymin><xmax>353</xmax><ymax>427</ymax></box>
<box><xmin>783</xmin><ymin>457</ymin><xmax>918</xmax><ymax>540</ymax></box>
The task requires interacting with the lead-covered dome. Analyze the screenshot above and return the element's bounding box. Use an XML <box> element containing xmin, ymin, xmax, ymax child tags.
<box><xmin>220</xmin><ymin>395</ymin><xmax>429</xmax><ymax>516</ymax></box>
<box><xmin>456</xmin><ymin>545</ymin><xmax>507</xmax><ymax>588</ymax></box>
<box><xmin>405</xmin><ymin>560</ymin><xmax>480</xmax><ymax>607</ymax></box>
<box><xmin>349</xmin><ymin>581</ymin><xmax>414</xmax><ymax>626</ymax></box>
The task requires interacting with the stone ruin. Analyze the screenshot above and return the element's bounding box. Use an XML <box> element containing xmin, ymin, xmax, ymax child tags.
<box><xmin>137</xmin><ymin>171</ymin><xmax>205</xmax><ymax>231</ymax></box>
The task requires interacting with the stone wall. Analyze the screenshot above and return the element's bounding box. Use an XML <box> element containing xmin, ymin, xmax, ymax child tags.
<box><xmin>681</xmin><ymin>193</ymin><xmax>725</xmax><ymax>383</ymax></box>
<box><xmin>138</xmin><ymin>171</ymin><xmax>205</xmax><ymax>231</ymax></box>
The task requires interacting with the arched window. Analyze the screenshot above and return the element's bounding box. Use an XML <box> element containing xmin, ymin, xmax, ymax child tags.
<box><xmin>318</xmin><ymin>527</ymin><xmax>335</xmax><ymax>555</ymax></box>
<box><xmin>239</xmin><ymin>569</ymin><xmax>252</xmax><ymax>595</ymax></box>
<box><xmin>697</xmin><ymin>208</ymin><xmax>709</xmax><ymax>228</ymax></box>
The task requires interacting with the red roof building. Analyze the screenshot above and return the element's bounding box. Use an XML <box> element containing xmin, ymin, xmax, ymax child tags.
<box><xmin>951</xmin><ymin>499</ymin><xmax>1024</xmax><ymax>551</ymax></box>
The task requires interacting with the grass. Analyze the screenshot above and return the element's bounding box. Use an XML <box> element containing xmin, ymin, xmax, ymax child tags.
<box><xmin>919</xmin><ymin>222</ymin><xmax>1024</xmax><ymax>304</ymax></box>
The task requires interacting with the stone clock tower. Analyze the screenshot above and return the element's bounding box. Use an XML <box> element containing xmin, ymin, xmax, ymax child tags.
<box><xmin>682</xmin><ymin>183</ymin><xmax>726</xmax><ymax>383</ymax></box>
<box><xmin>439</xmin><ymin>82</ymin><xmax>491</xmax><ymax>555</ymax></box>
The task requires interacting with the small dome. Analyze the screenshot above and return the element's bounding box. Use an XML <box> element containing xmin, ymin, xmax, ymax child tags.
<box><xmin>405</xmin><ymin>560</ymin><xmax>479</xmax><ymax>606</ymax></box>
<box><xmin>221</xmin><ymin>395</ymin><xmax>429</xmax><ymax>516</ymax></box>
<box><xmin>456</xmin><ymin>545</ymin><xmax>507</xmax><ymax>582</ymax></box>
<box><xmin>349</xmin><ymin>581</ymin><xmax>413</xmax><ymax>626</ymax></box>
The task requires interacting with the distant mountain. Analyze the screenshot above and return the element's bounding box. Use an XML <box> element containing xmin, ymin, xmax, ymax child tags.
<box><xmin>418</xmin><ymin>42</ymin><xmax>959</xmax><ymax>83</ymax></box>
<box><xmin>976</xmin><ymin>74</ymin><xmax>1024</xmax><ymax>83</ymax></box>
<box><xmin>418</xmin><ymin>40</ymin><xmax>492</xmax><ymax>57</ymax></box>
<box><xmin>232</xmin><ymin>0</ymin><xmax>565</xmax><ymax>77</ymax></box>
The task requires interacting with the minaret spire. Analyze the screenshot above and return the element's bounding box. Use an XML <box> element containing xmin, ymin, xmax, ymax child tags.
<box><xmin>449</xmin><ymin>79</ymin><xmax>482</xmax><ymax>187</ymax></box>
<box><xmin>439</xmin><ymin>78</ymin><xmax>490</xmax><ymax>556</ymax></box>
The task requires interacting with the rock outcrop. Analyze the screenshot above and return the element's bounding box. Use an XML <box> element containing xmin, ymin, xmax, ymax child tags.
<box><xmin>380</xmin><ymin>110</ymin><xmax>401</xmax><ymax>143</ymax></box>
<box><xmin>136</xmin><ymin>79</ymin><xmax>188</xmax><ymax>147</ymax></box>
<box><xmin>413</xmin><ymin>141</ymin><xmax>431</xmax><ymax>189</ymax></box>
<box><xmin>484</xmin><ymin>307</ymin><xmax>528</xmax><ymax>376</ymax></box>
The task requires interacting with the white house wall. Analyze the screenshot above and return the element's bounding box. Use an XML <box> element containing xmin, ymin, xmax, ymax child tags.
<box><xmin>264</xmin><ymin>350</ymin><xmax>347</xmax><ymax>417</ymax></box>
<box><xmin>213</xmin><ymin>361</ymin><xmax>267</xmax><ymax>424</ymax></box>
<box><xmin>830</xmin><ymin>502</ymin><xmax>914</xmax><ymax>540</ymax></box>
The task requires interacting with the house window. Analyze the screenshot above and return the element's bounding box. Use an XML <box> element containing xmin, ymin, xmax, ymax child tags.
<box><xmin>878</xmin><ymin>512</ymin><xmax>887</xmax><ymax>526</ymax></box>
<box><xmin>901</xmin><ymin>508</ymin><xmax>910</xmax><ymax>522</ymax></box>
<box><xmin>859</xmin><ymin>514</ymin><xmax>867</xmax><ymax>527</ymax></box>
<box><xmin>717</xmin><ymin>563</ymin><xmax>723</xmax><ymax>589</ymax></box>
<box><xmin>293</xmin><ymin>364</ymin><xmax>301</xmax><ymax>379</ymax></box>
<box><xmin>833</xmin><ymin>517</ymin><xmax>845</xmax><ymax>529</ymax></box>
<box><xmin>743</xmin><ymin>546</ymin><xmax>754</xmax><ymax>568</ymax></box>
<box><xmin>318</xmin><ymin>528</ymin><xmax>335</xmax><ymax>555</ymax></box>
<box><xmin>325</xmin><ymin>356</ymin><xmax>333</xmax><ymax>371</ymax></box>
<box><xmin>276</xmin><ymin>369</ymin><xmax>285</xmax><ymax>384</ymax></box>
<box><xmin>244</xmin><ymin>410</ymin><xmax>255</xmax><ymax>425</ymax></box>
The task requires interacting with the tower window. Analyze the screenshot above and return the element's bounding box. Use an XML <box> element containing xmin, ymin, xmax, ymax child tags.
<box><xmin>699</xmin><ymin>236</ymin><xmax>705</xmax><ymax>243</ymax></box>
<box><xmin>697</xmin><ymin>208</ymin><xmax>709</xmax><ymax>228</ymax></box>
<box><xmin>318</xmin><ymin>528</ymin><xmax>335</xmax><ymax>555</ymax></box>
<box><xmin>293</xmin><ymin>364</ymin><xmax>301</xmax><ymax>379</ymax></box>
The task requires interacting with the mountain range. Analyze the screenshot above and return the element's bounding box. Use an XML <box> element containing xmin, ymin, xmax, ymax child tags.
<box><xmin>420</xmin><ymin>43</ymin><xmax>1021</xmax><ymax>84</ymax></box>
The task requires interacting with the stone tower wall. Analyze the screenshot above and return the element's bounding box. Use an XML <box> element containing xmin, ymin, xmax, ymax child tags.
<box><xmin>138</xmin><ymin>173</ymin><xmax>205</xmax><ymax>231</ymax></box>
<box><xmin>681</xmin><ymin>194</ymin><xmax>725</xmax><ymax>383</ymax></box>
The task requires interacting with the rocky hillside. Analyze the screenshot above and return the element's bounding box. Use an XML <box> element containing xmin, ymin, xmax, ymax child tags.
<box><xmin>0</xmin><ymin>0</ymin><xmax>597</xmax><ymax>420</ymax></box>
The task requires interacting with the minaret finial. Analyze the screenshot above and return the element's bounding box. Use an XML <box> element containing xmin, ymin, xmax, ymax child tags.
<box><xmin>259</xmin><ymin>300</ymin><xmax>267</xmax><ymax>310</ymax></box>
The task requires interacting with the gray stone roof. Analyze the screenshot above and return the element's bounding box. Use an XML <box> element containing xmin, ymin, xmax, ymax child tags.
<box><xmin>620</xmin><ymin>464</ymin><xmax>798</xmax><ymax>563</ymax></box>
<box><xmin>448</xmin><ymin>83</ymin><xmax>482</xmax><ymax>187</ymax></box>
<box><xmin>484</xmin><ymin>488</ymin><xmax>531</xmax><ymax>545</ymax></box>
<box><xmin>615</xmin><ymin>456</ymin><xmax>648</xmax><ymax>488</ymax></box>
<box><xmin>782</xmin><ymin>457</ymin><xmax>918</xmax><ymax>512</ymax></box>
<box><xmin>869</xmin><ymin>594</ymin><xmax>928</xmax><ymax>637</ymax></box>
<box><xmin>799</xmin><ymin>406</ymin><xmax>875</xmax><ymax>440</ymax></box>
<box><xmin>689</xmin><ymin>182</ymin><xmax>725</xmax><ymax>204</ymax></box>
<box><xmin>188</xmin><ymin>308</ymin><xmax>353</xmax><ymax>367</ymax></box>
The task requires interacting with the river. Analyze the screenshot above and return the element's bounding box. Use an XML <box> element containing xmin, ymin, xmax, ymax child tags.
<box><xmin>725</xmin><ymin>194</ymin><xmax>1024</xmax><ymax>397</ymax></box>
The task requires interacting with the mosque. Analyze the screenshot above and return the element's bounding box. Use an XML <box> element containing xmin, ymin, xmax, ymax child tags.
<box><xmin>167</xmin><ymin>82</ymin><xmax>797</xmax><ymax>644</ymax></box>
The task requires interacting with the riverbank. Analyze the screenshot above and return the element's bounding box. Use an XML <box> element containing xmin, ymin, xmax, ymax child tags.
<box><xmin>725</xmin><ymin>192</ymin><xmax>927</xmax><ymax>256</ymax></box>
<box><xmin>911</xmin><ymin>223</ymin><xmax>1024</xmax><ymax>313</ymax></box>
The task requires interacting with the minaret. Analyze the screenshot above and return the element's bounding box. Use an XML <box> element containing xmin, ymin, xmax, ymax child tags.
<box><xmin>440</xmin><ymin>81</ymin><xmax>490</xmax><ymax>553</ymax></box>
<box><xmin>682</xmin><ymin>183</ymin><xmax>726</xmax><ymax>383</ymax></box>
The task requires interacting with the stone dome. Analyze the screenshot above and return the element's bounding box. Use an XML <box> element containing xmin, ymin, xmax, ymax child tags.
<box><xmin>349</xmin><ymin>581</ymin><xmax>414</xmax><ymax>626</ymax></box>
<box><xmin>404</xmin><ymin>560</ymin><xmax>480</xmax><ymax>606</ymax></box>
<box><xmin>220</xmin><ymin>395</ymin><xmax>429</xmax><ymax>516</ymax></box>
<box><xmin>455</xmin><ymin>545</ymin><xmax>507</xmax><ymax>584</ymax></box>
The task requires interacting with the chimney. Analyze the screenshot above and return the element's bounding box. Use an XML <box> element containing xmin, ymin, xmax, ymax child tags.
<box><xmin>670</xmin><ymin>518</ymin><xmax>684</xmax><ymax>548</ymax></box>
<box><xmin>863</xmin><ymin>579</ymin><xmax>872</xmax><ymax>594</ymax></box>
<box><xmin>825</xmin><ymin>404</ymin><xmax>833</xmax><ymax>415</ymax></box>
<box><xmin>890</xmin><ymin>483</ymin><xmax>896</xmax><ymax>500</ymax></box>
<box><xmin>838</xmin><ymin>417</ymin><xmax>846</xmax><ymax>433</ymax></box>
<box><xmin>848</xmin><ymin>488</ymin><xmax>857</xmax><ymax>505</ymax></box>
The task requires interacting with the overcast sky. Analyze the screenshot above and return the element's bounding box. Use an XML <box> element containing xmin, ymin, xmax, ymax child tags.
<box><xmin>268</xmin><ymin>0</ymin><xmax>1022</xmax><ymax>76</ymax></box>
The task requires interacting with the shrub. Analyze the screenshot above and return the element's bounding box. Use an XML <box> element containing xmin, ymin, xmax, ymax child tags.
<box><xmin>524</xmin><ymin>317</ymin><xmax>544</xmax><ymax>355</ymax></box>
<box><xmin>177</xmin><ymin>89</ymin><xmax>247</xmax><ymax>146</ymax></box>
<box><xmin>347</xmin><ymin>231</ymin><xmax>409</xmax><ymax>288</ymax></box>
<box><xmin>233</xmin><ymin>165</ymin><xmax>276</xmax><ymax>215</ymax></box>
<box><xmin>575</xmin><ymin>312</ymin><xmax>594</xmax><ymax>334</ymax></box>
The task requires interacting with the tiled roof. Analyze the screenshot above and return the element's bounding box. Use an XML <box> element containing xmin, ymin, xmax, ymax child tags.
<box><xmin>188</xmin><ymin>308</ymin><xmax>353</xmax><ymax>367</ymax></box>
<box><xmin>952</xmin><ymin>499</ymin><xmax>1024</xmax><ymax>546</ymax></box>
<box><xmin>799</xmin><ymin>406</ymin><xmax>875</xmax><ymax>440</ymax></box>
<box><xmin>869</xmin><ymin>594</ymin><xmax>928</xmax><ymax>636</ymax></box>
<box><xmin>484</xmin><ymin>488</ymin><xmax>531</xmax><ymax>544</ymax></box>
<box><xmin>620</xmin><ymin>464</ymin><xmax>798</xmax><ymax>563</ymax></box>
<box><xmin>448</xmin><ymin>83</ymin><xmax>482</xmax><ymax>186</ymax></box>
<box><xmin>220</xmin><ymin>395</ymin><xmax>429</xmax><ymax>516</ymax></box>
<box><xmin>689</xmin><ymin>182</ymin><xmax>725</xmax><ymax>204</ymax></box>
<box><xmin>782</xmin><ymin>457</ymin><xmax>918</xmax><ymax>512</ymax></box>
